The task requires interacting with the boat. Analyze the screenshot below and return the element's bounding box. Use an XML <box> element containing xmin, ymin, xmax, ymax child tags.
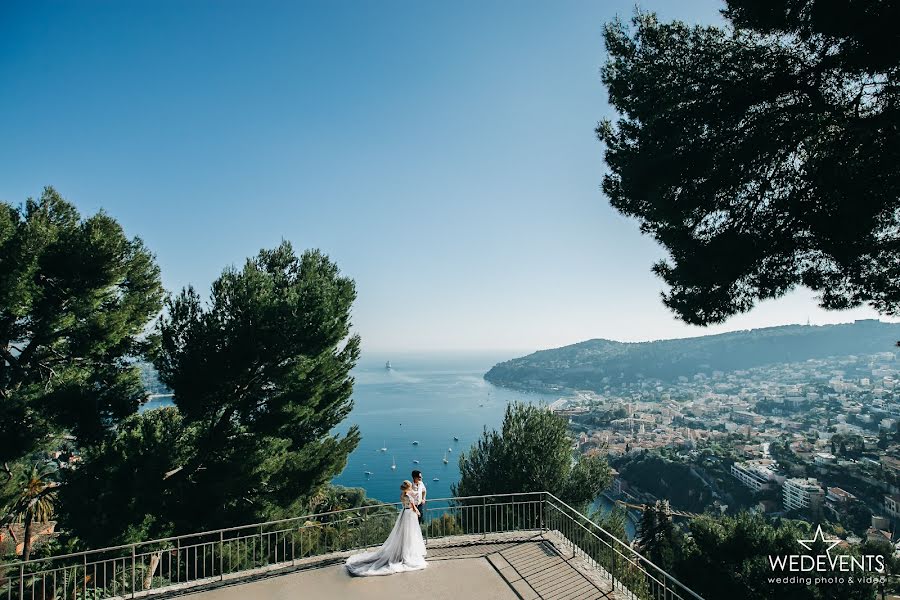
<box><xmin>391</xmin><ymin>456</ymin><xmax>396</xmax><ymax>470</ymax></box>
<box><xmin>385</xmin><ymin>361</ymin><xmax>392</xmax><ymax>369</ymax></box>
<box><xmin>364</xmin><ymin>470</ymin><xmax>373</xmax><ymax>476</ymax></box>
<box><xmin>412</xmin><ymin>460</ymin><xmax>420</xmax><ymax>464</ymax></box>
<box><xmin>447</xmin><ymin>448</ymin><xmax>452</xmax><ymax>452</ymax></box>
<box><xmin>453</xmin><ymin>436</ymin><xmax>459</xmax><ymax>441</ymax></box>
<box><xmin>442</xmin><ymin>452</ymin><xmax>448</xmax><ymax>464</ymax></box>
<box><xmin>432</xmin><ymin>478</ymin><xmax>439</xmax><ymax>482</ymax></box>
<box><xmin>380</xmin><ymin>441</ymin><xmax>387</xmax><ymax>452</ymax></box>
<box><xmin>412</xmin><ymin>440</ymin><xmax>419</xmax><ymax>445</ymax></box>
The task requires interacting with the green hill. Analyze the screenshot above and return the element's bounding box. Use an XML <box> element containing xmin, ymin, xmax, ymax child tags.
<box><xmin>484</xmin><ymin>320</ymin><xmax>900</xmax><ymax>392</ymax></box>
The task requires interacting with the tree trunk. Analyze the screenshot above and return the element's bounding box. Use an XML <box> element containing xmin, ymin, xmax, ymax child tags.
<box><xmin>143</xmin><ymin>552</ymin><xmax>162</xmax><ymax>590</ymax></box>
<box><xmin>22</xmin><ymin>509</ymin><xmax>33</xmax><ymax>561</ymax></box>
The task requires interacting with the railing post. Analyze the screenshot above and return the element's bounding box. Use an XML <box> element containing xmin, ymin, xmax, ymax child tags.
<box><xmin>540</xmin><ymin>492</ymin><xmax>545</xmax><ymax>538</ymax></box>
<box><xmin>18</xmin><ymin>564</ymin><xmax>24</xmax><ymax>600</ymax></box>
<box><xmin>481</xmin><ymin>496</ymin><xmax>486</xmax><ymax>539</ymax></box>
<box><xmin>131</xmin><ymin>544</ymin><xmax>136</xmax><ymax>598</ymax></box>
<box><xmin>363</xmin><ymin>507</ymin><xmax>368</xmax><ymax>548</ymax></box>
<box><xmin>259</xmin><ymin>525</ymin><xmax>263</xmax><ymax>567</ymax></box>
<box><xmin>219</xmin><ymin>531</ymin><xmax>224</xmax><ymax>581</ymax></box>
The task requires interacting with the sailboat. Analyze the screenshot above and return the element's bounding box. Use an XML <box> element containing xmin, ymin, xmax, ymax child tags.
<box><xmin>385</xmin><ymin>361</ymin><xmax>392</xmax><ymax>370</ymax></box>
<box><xmin>447</xmin><ymin>448</ymin><xmax>452</xmax><ymax>452</ymax></box>
<box><xmin>453</xmin><ymin>436</ymin><xmax>459</xmax><ymax>441</ymax></box>
<box><xmin>380</xmin><ymin>441</ymin><xmax>387</xmax><ymax>452</ymax></box>
<box><xmin>442</xmin><ymin>452</ymin><xmax>448</xmax><ymax>464</ymax></box>
<box><xmin>391</xmin><ymin>456</ymin><xmax>396</xmax><ymax>470</ymax></box>
<box><xmin>411</xmin><ymin>440</ymin><xmax>419</xmax><ymax>445</ymax></box>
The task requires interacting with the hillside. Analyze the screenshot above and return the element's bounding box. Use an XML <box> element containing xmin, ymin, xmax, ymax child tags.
<box><xmin>484</xmin><ymin>320</ymin><xmax>900</xmax><ymax>392</ymax></box>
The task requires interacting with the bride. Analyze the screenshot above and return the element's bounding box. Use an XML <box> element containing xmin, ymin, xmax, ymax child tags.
<box><xmin>345</xmin><ymin>480</ymin><xmax>427</xmax><ymax>576</ymax></box>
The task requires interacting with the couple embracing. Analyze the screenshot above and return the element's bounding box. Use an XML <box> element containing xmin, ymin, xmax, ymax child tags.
<box><xmin>345</xmin><ymin>470</ymin><xmax>428</xmax><ymax>577</ymax></box>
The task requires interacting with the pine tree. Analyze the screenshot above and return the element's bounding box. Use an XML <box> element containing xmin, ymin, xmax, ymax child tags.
<box><xmin>61</xmin><ymin>243</ymin><xmax>361</xmax><ymax>546</ymax></box>
<box><xmin>0</xmin><ymin>187</ymin><xmax>163</xmax><ymax>463</ymax></box>
<box><xmin>598</xmin><ymin>3</ymin><xmax>900</xmax><ymax>325</ymax></box>
<box><xmin>636</xmin><ymin>500</ymin><xmax>679</xmax><ymax>571</ymax></box>
<box><xmin>453</xmin><ymin>402</ymin><xmax>611</xmax><ymax>510</ymax></box>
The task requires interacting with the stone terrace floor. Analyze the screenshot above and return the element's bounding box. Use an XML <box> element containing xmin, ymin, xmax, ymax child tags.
<box><xmin>168</xmin><ymin>532</ymin><xmax>624</xmax><ymax>600</ymax></box>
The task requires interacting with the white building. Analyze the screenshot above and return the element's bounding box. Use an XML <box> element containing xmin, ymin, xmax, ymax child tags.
<box><xmin>783</xmin><ymin>478</ymin><xmax>824</xmax><ymax>511</ymax></box>
<box><xmin>814</xmin><ymin>452</ymin><xmax>837</xmax><ymax>465</ymax></box>
<box><xmin>731</xmin><ymin>460</ymin><xmax>782</xmax><ymax>492</ymax></box>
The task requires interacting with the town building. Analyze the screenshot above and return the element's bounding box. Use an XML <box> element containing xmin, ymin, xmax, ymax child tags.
<box><xmin>783</xmin><ymin>477</ymin><xmax>824</xmax><ymax>511</ymax></box>
<box><xmin>884</xmin><ymin>494</ymin><xmax>900</xmax><ymax>520</ymax></box>
<box><xmin>826</xmin><ymin>487</ymin><xmax>857</xmax><ymax>509</ymax></box>
<box><xmin>731</xmin><ymin>460</ymin><xmax>783</xmax><ymax>492</ymax></box>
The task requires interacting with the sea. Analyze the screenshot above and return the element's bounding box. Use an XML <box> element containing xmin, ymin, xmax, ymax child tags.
<box><xmin>332</xmin><ymin>351</ymin><xmax>556</xmax><ymax>502</ymax></box>
<box><xmin>139</xmin><ymin>351</ymin><xmax>632</xmax><ymax>536</ymax></box>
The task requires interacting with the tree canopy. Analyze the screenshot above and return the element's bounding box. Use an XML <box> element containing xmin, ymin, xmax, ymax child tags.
<box><xmin>598</xmin><ymin>1</ymin><xmax>900</xmax><ymax>325</ymax></box>
<box><xmin>678</xmin><ymin>513</ymin><xmax>881</xmax><ymax>599</ymax></box>
<box><xmin>0</xmin><ymin>187</ymin><xmax>163</xmax><ymax>463</ymax></box>
<box><xmin>60</xmin><ymin>243</ymin><xmax>361</xmax><ymax>546</ymax></box>
<box><xmin>453</xmin><ymin>402</ymin><xmax>611</xmax><ymax>509</ymax></box>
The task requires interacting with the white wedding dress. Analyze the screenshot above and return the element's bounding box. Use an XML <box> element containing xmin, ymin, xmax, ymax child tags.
<box><xmin>345</xmin><ymin>491</ymin><xmax>427</xmax><ymax>576</ymax></box>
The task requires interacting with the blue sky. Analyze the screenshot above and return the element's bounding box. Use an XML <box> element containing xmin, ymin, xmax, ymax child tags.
<box><xmin>1</xmin><ymin>1</ymin><xmax>892</xmax><ymax>353</ymax></box>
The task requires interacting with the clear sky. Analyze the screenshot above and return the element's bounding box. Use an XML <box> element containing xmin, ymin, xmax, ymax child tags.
<box><xmin>1</xmin><ymin>1</ymin><xmax>893</xmax><ymax>354</ymax></box>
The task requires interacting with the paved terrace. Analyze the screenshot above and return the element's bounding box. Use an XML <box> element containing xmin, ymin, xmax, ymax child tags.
<box><xmin>174</xmin><ymin>532</ymin><xmax>621</xmax><ymax>600</ymax></box>
<box><xmin>2</xmin><ymin>493</ymin><xmax>703</xmax><ymax>600</ymax></box>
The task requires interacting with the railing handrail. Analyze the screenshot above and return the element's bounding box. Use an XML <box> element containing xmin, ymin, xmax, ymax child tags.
<box><xmin>543</xmin><ymin>491</ymin><xmax>705</xmax><ymax>600</ymax></box>
<box><xmin>0</xmin><ymin>491</ymin><xmax>545</xmax><ymax>568</ymax></box>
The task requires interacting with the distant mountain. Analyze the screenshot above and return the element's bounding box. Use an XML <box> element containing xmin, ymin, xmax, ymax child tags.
<box><xmin>484</xmin><ymin>320</ymin><xmax>900</xmax><ymax>392</ymax></box>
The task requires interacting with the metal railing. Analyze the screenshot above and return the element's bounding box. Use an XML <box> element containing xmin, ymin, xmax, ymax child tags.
<box><xmin>542</xmin><ymin>492</ymin><xmax>703</xmax><ymax>600</ymax></box>
<box><xmin>0</xmin><ymin>492</ymin><xmax>702</xmax><ymax>600</ymax></box>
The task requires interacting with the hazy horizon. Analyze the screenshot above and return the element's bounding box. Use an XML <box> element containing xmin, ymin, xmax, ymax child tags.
<box><xmin>2</xmin><ymin>0</ymin><xmax>895</xmax><ymax>353</ymax></box>
<box><xmin>360</xmin><ymin>315</ymin><xmax>899</xmax><ymax>356</ymax></box>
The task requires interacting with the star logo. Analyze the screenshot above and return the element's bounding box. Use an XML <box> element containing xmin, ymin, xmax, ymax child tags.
<box><xmin>798</xmin><ymin>525</ymin><xmax>841</xmax><ymax>554</ymax></box>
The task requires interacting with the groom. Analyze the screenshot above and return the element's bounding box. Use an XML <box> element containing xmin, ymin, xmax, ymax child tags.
<box><xmin>411</xmin><ymin>470</ymin><xmax>426</xmax><ymax>523</ymax></box>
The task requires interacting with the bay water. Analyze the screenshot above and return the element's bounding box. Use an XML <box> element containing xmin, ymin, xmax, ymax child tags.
<box><xmin>139</xmin><ymin>351</ymin><xmax>633</xmax><ymax>537</ymax></box>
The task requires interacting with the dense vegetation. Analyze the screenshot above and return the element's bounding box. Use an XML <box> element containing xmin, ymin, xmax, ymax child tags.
<box><xmin>675</xmin><ymin>513</ymin><xmax>893</xmax><ymax>599</ymax></box>
<box><xmin>485</xmin><ymin>321</ymin><xmax>900</xmax><ymax>391</ymax></box>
